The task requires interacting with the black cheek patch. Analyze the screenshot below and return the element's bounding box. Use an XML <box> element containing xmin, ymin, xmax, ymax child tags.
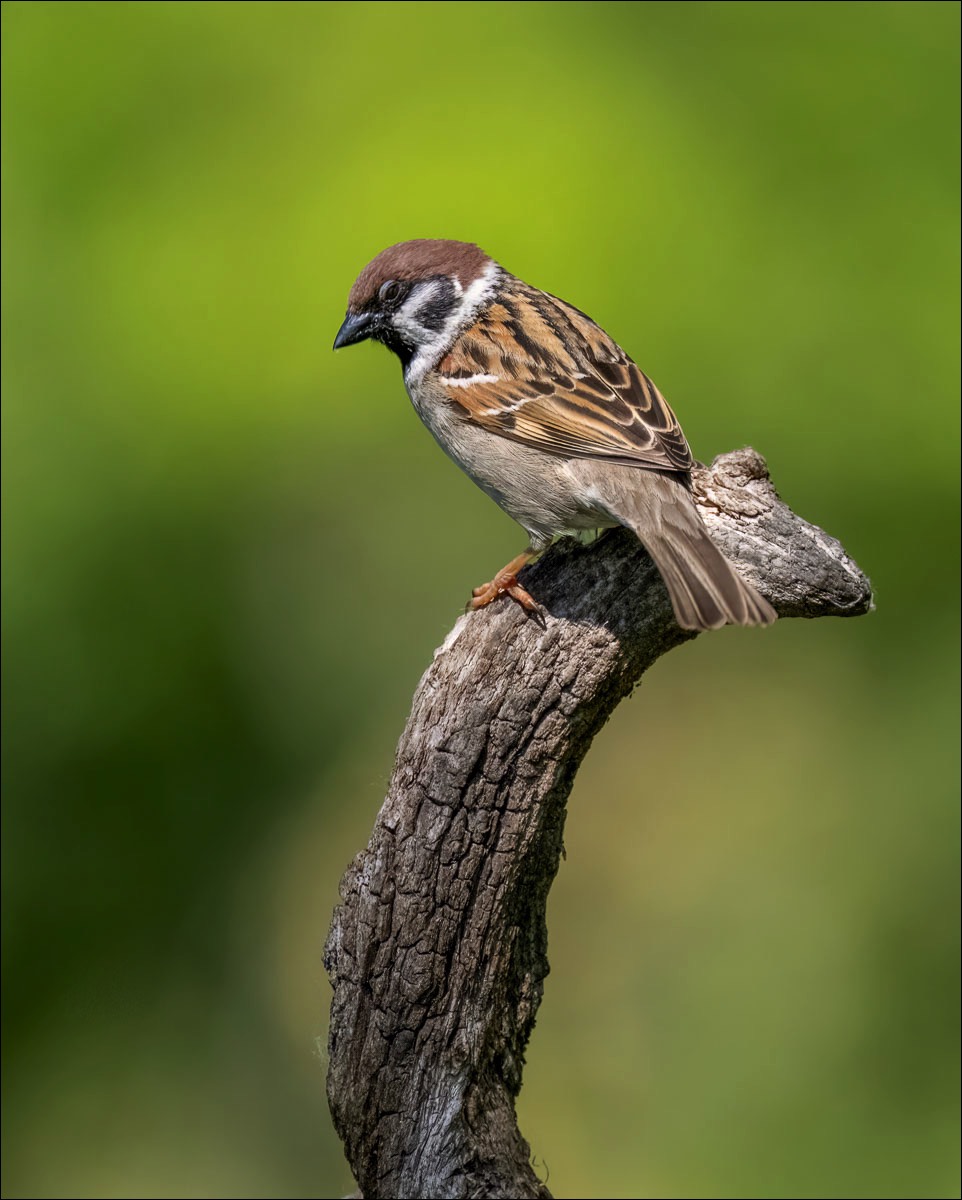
<box><xmin>413</xmin><ymin>277</ymin><xmax>458</xmax><ymax>332</ymax></box>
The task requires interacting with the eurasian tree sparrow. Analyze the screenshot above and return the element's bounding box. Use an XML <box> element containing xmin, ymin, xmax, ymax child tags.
<box><xmin>334</xmin><ymin>239</ymin><xmax>776</xmax><ymax>631</ymax></box>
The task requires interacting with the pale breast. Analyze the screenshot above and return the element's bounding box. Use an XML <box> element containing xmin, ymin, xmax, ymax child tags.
<box><xmin>405</xmin><ymin>374</ymin><xmax>614</xmax><ymax>547</ymax></box>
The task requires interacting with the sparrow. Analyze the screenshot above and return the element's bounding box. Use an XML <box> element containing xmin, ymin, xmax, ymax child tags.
<box><xmin>333</xmin><ymin>239</ymin><xmax>776</xmax><ymax>631</ymax></box>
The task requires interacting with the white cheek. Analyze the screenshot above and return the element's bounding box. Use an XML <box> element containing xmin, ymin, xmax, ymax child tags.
<box><xmin>392</xmin><ymin>281</ymin><xmax>442</xmax><ymax>345</ymax></box>
<box><xmin>405</xmin><ymin>261</ymin><xmax>500</xmax><ymax>385</ymax></box>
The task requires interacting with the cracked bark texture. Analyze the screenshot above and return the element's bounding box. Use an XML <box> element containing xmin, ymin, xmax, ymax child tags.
<box><xmin>324</xmin><ymin>448</ymin><xmax>873</xmax><ymax>1200</ymax></box>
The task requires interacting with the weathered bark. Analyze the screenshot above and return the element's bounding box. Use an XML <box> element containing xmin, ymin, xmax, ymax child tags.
<box><xmin>324</xmin><ymin>448</ymin><xmax>872</xmax><ymax>1200</ymax></box>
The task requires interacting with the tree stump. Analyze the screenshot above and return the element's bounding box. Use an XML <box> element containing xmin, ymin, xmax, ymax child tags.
<box><xmin>324</xmin><ymin>448</ymin><xmax>873</xmax><ymax>1199</ymax></box>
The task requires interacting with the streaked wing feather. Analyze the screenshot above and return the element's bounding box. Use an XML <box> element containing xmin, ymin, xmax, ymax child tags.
<box><xmin>438</xmin><ymin>284</ymin><xmax>693</xmax><ymax>474</ymax></box>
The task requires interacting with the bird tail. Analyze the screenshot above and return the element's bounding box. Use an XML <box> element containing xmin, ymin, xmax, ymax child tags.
<box><xmin>582</xmin><ymin>467</ymin><xmax>777</xmax><ymax>631</ymax></box>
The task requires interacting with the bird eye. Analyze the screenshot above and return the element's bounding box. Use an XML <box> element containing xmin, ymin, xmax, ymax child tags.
<box><xmin>378</xmin><ymin>280</ymin><xmax>403</xmax><ymax>303</ymax></box>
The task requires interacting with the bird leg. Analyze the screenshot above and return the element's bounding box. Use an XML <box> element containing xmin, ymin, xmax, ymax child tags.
<box><xmin>470</xmin><ymin>549</ymin><xmax>541</xmax><ymax>614</ymax></box>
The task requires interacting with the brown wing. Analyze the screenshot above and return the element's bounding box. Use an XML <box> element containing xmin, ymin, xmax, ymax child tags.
<box><xmin>436</xmin><ymin>281</ymin><xmax>693</xmax><ymax>474</ymax></box>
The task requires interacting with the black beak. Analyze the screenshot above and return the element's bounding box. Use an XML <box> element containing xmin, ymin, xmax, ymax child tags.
<box><xmin>333</xmin><ymin>310</ymin><xmax>374</xmax><ymax>350</ymax></box>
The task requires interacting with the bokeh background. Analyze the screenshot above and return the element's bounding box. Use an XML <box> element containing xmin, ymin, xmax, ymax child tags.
<box><xmin>2</xmin><ymin>2</ymin><xmax>959</xmax><ymax>1197</ymax></box>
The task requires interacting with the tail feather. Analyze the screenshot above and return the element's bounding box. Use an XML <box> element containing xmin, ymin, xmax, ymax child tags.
<box><xmin>574</xmin><ymin>466</ymin><xmax>776</xmax><ymax>632</ymax></box>
<box><xmin>642</xmin><ymin>507</ymin><xmax>775</xmax><ymax>630</ymax></box>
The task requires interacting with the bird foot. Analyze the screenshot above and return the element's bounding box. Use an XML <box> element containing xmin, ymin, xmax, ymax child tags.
<box><xmin>469</xmin><ymin>553</ymin><xmax>543</xmax><ymax>619</ymax></box>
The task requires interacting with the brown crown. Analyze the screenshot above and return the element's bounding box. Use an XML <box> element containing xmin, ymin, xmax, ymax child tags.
<box><xmin>348</xmin><ymin>239</ymin><xmax>492</xmax><ymax>311</ymax></box>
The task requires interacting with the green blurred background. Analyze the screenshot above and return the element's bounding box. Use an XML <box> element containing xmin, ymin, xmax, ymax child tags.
<box><xmin>2</xmin><ymin>2</ymin><xmax>959</xmax><ymax>1196</ymax></box>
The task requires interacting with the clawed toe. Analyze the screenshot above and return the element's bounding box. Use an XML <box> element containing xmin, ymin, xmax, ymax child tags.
<box><xmin>467</xmin><ymin>550</ymin><xmax>543</xmax><ymax>620</ymax></box>
<box><xmin>505</xmin><ymin>583</ymin><xmax>543</xmax><ymax>615</ymax></box>
<box><xmin>469</xmin><ymin>575</ymin><xmax>544</xmax><ymax>620</ymax></box>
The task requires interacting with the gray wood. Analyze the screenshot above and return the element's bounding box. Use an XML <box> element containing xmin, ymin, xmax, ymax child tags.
<box><xmin>324</xmin><ymin>448</ymin><xmax>873</xmax><ymax>1199</ymax></box>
